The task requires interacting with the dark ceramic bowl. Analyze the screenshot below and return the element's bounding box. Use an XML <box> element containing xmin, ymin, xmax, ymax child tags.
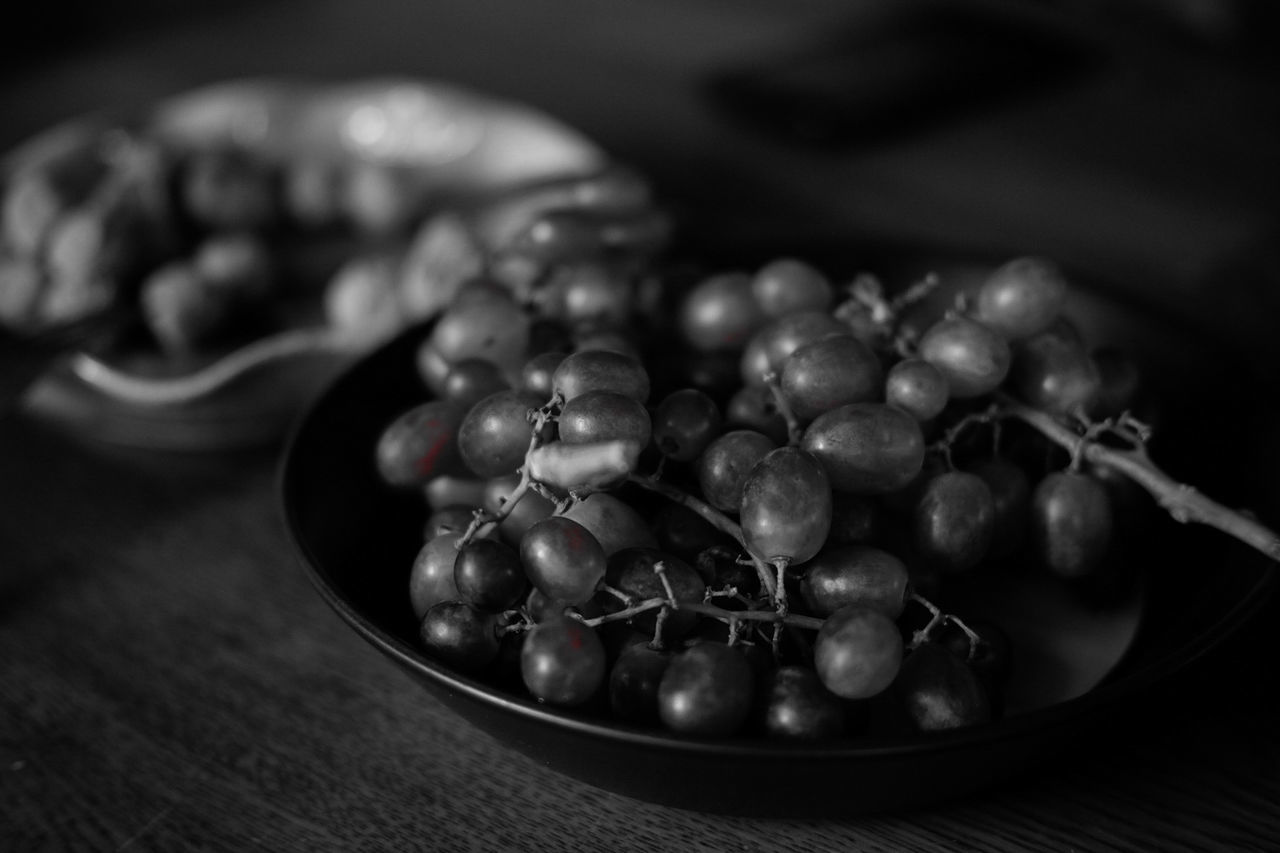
<box><xmin>281</xmin><ymin>248</ymin><xmax>1277</xmax><ymax>815</ymax></box>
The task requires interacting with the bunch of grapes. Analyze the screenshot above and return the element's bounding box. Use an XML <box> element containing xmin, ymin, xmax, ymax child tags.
<box><xmin>374</xmin><ymin>183</ymin><xmax>1280</xmax><ymax>741</ymax></box>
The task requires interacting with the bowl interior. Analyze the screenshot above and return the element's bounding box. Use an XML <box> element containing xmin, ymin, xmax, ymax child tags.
<box><xmin>282</xmin><ymin>247</ymin><xmax>1276</xmax><ymax>814</ymax></box>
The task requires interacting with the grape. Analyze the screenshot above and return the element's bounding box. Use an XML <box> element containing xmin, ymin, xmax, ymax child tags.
<box><xmin>457</xmin><ymin>389</ymin><xmax>544</xmax><ymax>478</ymax></box>
<box><xmin>441</xmin><ymin>358</ymin><xmax>511</xmax><ymax>407</ymax></box>
<box><xmin>541</xmin><ymin>262</ymin><xmax>634</xmax><ymax>327</ymax></box>
<box><xmin>521</xmin><ymin>615</ymin><xmax>607</xmax><ymax>706</ymax></box>
<box><xmin>937</xmin><ymin>617</ymin><xmax>1014</xmax><ymax>699</ymax></box>
<box><xmin>917</xmin><ymin>315</ymin><xmax>1011</xmax><ymax>398</ymax></box>
<box><xmin>740</xmin><ymin>310</ymin><xmax>848</xmax><ymax>386</ymax></box>
<box><xmin>140</xmin><ymin>261</ymin><xmax>232</xmax><ymax>353</ymax></box>
<box><xmin>975</xmin><ymin>256</ymin><xmax>1068</xmax><ymax>341</ymax></box>
<box><xmin>1010</xmin><ymin>319</ymin><xmax>1101</xmax><ymax>416</ymax></box>
<box><xmin>559</xmin><ymin>492</ymin><xmax>658</xmax><ymax>556</ymax></box>
<box><xmin>800</xmin><ymin>402</ymin><xmax>925</xmax><ymax>494</ymax></box>
<box><xmin>423</xmin><ymin>475</ymin><xmax>488</xmax><ymax>511</ymax></box>
<box><xmin>912</xmin><ymin>471</ymin><xmax>996</xmax><ymax>573</ymax></box>
<box><xmin>180</xmin><ymin>146</ymin><xmax>276</xmax><ymax>231</ymax></box>
<box><xmin>1088</xmin><ymin>346</ymin><xmax>1142</xmax><ymax>419</ymax></box>
<box><xmin>651</xmin><ymin>388</ymin><xmax>722</xmax><ymax>462</ymax></box>
<box><xmin>454</xmin><ymin>538</ymin><xmax>528</xmax><ymax>611</ymax></box>
<box><xmin>520</xmin><ymin>516</ymin><xmax>608</xmax><ymax>604</ymax></box>
<box><xmin>508</xmin><ymin>209</ymin><xmax>608</xmax><ymax>263</ymax></box>
<box><xmin>520</xmin><ymin>351</ymin><xmax>569</xmax><ymax>398</ymax></box>
<box><xmin>678</xmin><ymin>271</ymin><xmax>764</xmax><ymax>352</ymax></box>
<box><xmin>419</xmin><ymin>601</ymin><xmax>501</xmax><ymax>673</ymax></box>
<box><xmin>657</xmin><ymin>642</ymin><xmax>755</xmax><ymax>736</ymax></box>
<box><xmin>750</xmin><ymin>258</ymin><xmax>833</xmax><ymax>317</ymax></box>
<box><xmin>1031</xmin><ymin>470</ymin><xmax>1113</xmax><ymax>578</ymax></box>
<box><xmin>724</xmin><ymin>384</ymin><xmax>789</xmax><ymax>445</ymax></box>
<box><xmin>427</xmin><ymin>293</ymin><xmax>530</xmax><ymax>379</ymax></box>
<box><xmin>343</xmin><ymin>161</ymin><xmax>423</xmax><ymax>235</ymax></box>
<box><xmin>409</xmin><ymin>534</ymin><xmax>464</xmax><ymax>620</ymax></box>
<box><xmin>609</xmin><ymin>643</ymin><xmax>672</xmax><ymax>725</ymax></box>
<box><xmin>780</xmin><ymin>334</ymin><xmax>882</xmax><ymax>423</ymax></box>
<box><xmin>885</xmin><ymin>357</ymin><xmax>949</xmax><ymax>422</ymax></box>
<box><xmin>696</xmin><ymin>429</ymin><xmax>777</xmax><ymax>513</ymax></box>
<box><xmin>895</xmin><ymin>642</ymin><xmax>991</xmax><ymax>731</ymax></box>
<box><xmin>758</xmin><ymin>665</ymin><xmax>845</xmax><ymax>739</ymax></box>
<box><xmin>551</xmin><ymin>349</ymin><xmax>650</xmax><ymax>403</ymax></box>
<box><xmin>739</xmin><ymin>447</ymin><xmax>832</xmax><ymax>566</ymax></box>
<box><xmin>813</xmin><ymin>605</ymin><xmax>903</xmax><ymax>700</ymax></box>
<box><xmin>376</xmin><ymin>400</ymin><xmax>467</xmax><ymax>488</ymax></box>
<box><xmin>799</xmin><ymin>545</ymin><xmax>909</xmax><ymax>618</ymax></box>
<box><xmin>558</xmin><ymin>389</ymin><xmax>652</xmax><ymax>449</ymax></box>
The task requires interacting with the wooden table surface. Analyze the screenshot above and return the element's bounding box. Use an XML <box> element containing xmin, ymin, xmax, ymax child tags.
<box><xmin>3</xmin><ymin>1</ymin><xmax>1280</xmax><ymax>850</ymax></box>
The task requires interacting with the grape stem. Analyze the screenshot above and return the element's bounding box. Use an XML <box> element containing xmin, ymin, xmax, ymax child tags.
<box><xmin>626</xmin><ymin>474</ymin><xmax>780</xmax><ymax>600</ymax></box>
<box><xmin>578</xmin><ymin>597</ymin><xmax>824</xmax><ymax>632</ymax></box>
<box><xmin>997</xmin><ymin>392</ymin><xmax>1280</xmax><ymax>563</ymax></box>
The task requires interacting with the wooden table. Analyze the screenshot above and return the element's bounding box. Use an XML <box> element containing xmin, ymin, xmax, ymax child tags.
<box><xmin>4</xmin><ymin>1</ymin><xmax>1280</xmax><ymax>849</ymax></box>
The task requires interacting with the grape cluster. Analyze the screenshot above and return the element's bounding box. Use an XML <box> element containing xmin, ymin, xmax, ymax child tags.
<box><xmin>372</xmin><ymin>202</ymin><xmax>1174</xmax><ymax>742</ymax></box>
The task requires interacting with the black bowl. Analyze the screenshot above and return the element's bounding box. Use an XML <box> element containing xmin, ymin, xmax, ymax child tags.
<box><xmin>281</xmin><ymin>249</ymin><xmax>1276</xmax><ymax>815</ymax></box>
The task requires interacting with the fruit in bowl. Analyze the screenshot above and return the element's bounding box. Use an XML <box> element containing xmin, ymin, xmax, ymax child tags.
<box><xmin>362</xmin><ymin>213</ymin><xmax>1280</xmax><ymax>745</ymax></box>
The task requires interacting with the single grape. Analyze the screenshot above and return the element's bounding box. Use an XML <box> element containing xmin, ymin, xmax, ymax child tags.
<box><xmin>813</xmin><ymin>605</ymin><xmax>903</xmax><ymax>700</ymax></box>
<box><xmin>509</xmin><ymin>209</ymin><xmax>607</xmax><ymax>263</ymax></box>
<box><xmin>651</xmin><ymin>388</ymin><xmax>722</xmax><ymax>462</ymax></box>
<box><xmin>520</xmin><ymin>351</ymin><xmax>569</xmax><ymax>398</ymax></box>
<box><xmin>602</xmin><ymin>547</ymin><xmax>707</xmax><ymax>639</ymax></box>
<box><xmin>427</xmin><ymin>292</ymin><xmax>530</xmax><ymax>380</ymax></box>
<box><xmin>917</xmin><ymin>315</ymin><xmax>1011</xmax><ymax>398</ymax></box>
<box><xmin>376</xmin><ymin>400</ymin><xmax>468</xmax><ymax>488</ymax></box>
<box><xmin>974</xmin><ymin>256</ymin><xmax>1069</xmax><ymax>341</ymax></box>
<box><xmin>657</xmin><ymin>642</ymin><xmax>755</xmax><ymax>736</ymax></box>
<box><xmin>694</xmin><ymin>429</ymin><xmax>777</xmax><ymax>513</ymax></box>
<box><xmin>541</xmin><ymin>262</ymin><xmax>634</xmax><ymax>328</ymax></box>
<box><xmin>885</xmin><ymin>357</ymin><xmax>949</xmax><ymax>422</ymax></box>
<box><xmin>420</xmin><ymin>601</ymin><xmax>501</xmax><ymax>673</ymax></box>
<box><xmin>457</xmin><ymin>389</ymin><xmax>543</xmax><ymax>478</ymax></box>
<box><xmin>551</xmin><ymin>348</ymin><xmax>650</xmax><ymax>403</ymax></box>
<box><xmin>454</xmin><ymin>538</ymin><xmax>528</xmax><ymax>611</ymax></box>
<box><xmin>780</xmin><ymin>334</ymin><xmax>883</xmax><ymax>423</ymax></box>
<box><xmin>409</xmin><ymin>534</ymin><xmax>464</xmax><ymax>620</ymax></box>
<box><xmin>739</xmin><ymin>446</ymin><xmax>832</xmax><ymax>566</ymax></box>
<box><xmin>609</xmin><ymin>643</ymin><xmax>672</xmax><ymax>725</ymax></box>
<box><xmin>520</xmin><ymin>516</ymin><xmax>608</xmax><ymax>604</ymax></box>
<box><xmin>442</xmin><ymin>358</ymin><xmax>511</xmax><ymax>407</ymax></box>
<box><xmin>758</xmin><ymin>665</ymin><xmax>845</xmax><ymax>739</ymax></box>
<box><xmin>140</xmin><ymin>261</ymin><xmax>233</xmax><ymax>354</ymax></box>
<box><xmin>1088</xmin><ymin>345</ymin><xmax>1142</xmax><ymax>419</ymax></box>
<box><xmin>799</xmin><ymin>545</ymin><xmax>909</xmax><ymax>618</ymax></box>
<box><xmin>557</xmin><ymin>389</ymin><xmax>652</xmax><ymax>449</ymax></box>
<box><xmin>1031</xmin><ymin>470</ymin><xmax>1113</xmax><ymax>579</ymax></box>
<box><xmin>739</xmin><ymin>310</ymin><xmax>848</xmax><ymax>386</ymax></box>
<box><xmin>1010</xmin><ymin>319</ymin><xmax>1101</xmax><ymax>416</ymax></box>
<box><xmin>559</xmin><ymin>492</ymin><xmax>658</xmax><ymax>556</ymax></box>
<box><xmin>800</xmin><ymin>402</ymin><xmax>925</xmax><ymax>494</ymax></box>
<box><xmin>193</xmin><ymin>232</ymin><xmax>273</xmax><ymax>303</ymax></box>
<box><xmin>678</xmin><ymin>271</ymin><xmax>765</xmax><ymax>352</ymax></box>
<box><xmin>912</xmin><ymin>470</ymin><xmax>996</xmax><ymax>573</ymax></box>
<box><xmin>937</xmin><ymin>617</ymin><xmax>1014</xmax><ymax>700</ymax></box>
<box><xmin>750</xmin><ymin>258</ymin><xmax>833</xmax><ymax>317</ymax></box>
<box><xmin>343</xmin><ymin>160</ymin><xmax>423</xmax><ymax>235</ymax></box>
<box><xmin>724</xmin><ymin>384</ymin><xmax>789</xmax><ymax>445</ymax></box>
<box><xmin>521</xmin><ymin>615</ymin><xmax>607</xmax><ymax>706</ymax></box>
<box><xmin>895</xmin><ymin>642</ymin><xmax>991</xmax><ymax>731</ymax></box>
